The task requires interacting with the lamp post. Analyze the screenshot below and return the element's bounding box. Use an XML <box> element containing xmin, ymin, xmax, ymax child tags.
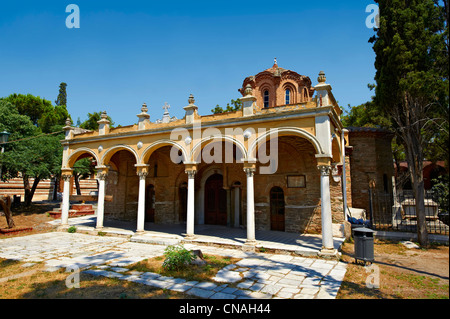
<box><xmin>0</xmin><ymin>130</ymin><xmax>10</xmax><ymax>179</ymax></box>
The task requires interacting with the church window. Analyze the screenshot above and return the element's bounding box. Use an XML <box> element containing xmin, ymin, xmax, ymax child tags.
<box><xmin>264</xmin><ymin>90</ymin><xmax>269</xmax><ymax>108</ymax></box>
<box><xmin>285</xmin><ymin>89</ymin><xmax>291</xmax><ymax>105</ymax></box>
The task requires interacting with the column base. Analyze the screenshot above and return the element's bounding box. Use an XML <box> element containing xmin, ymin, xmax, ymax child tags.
<box><xmin>184</xmin><ymin>234</ymin><xmax>196</xmax><ymax>240</ymax></box>
<box><xmin>245</xmin><ymin>239</ymin><xmax>256</xmax><ymax>245</ymax></box>
<box><xmin>242</xmin><ymin>241</ymin><xmax>257</xmax><ymax>252</ymax></box>
<box><xmin>135</xmin><ymin>230</ymin><xmax>145</xmax><ymax>235</ymax></box>
<box><xmin>318</xmin><ymin>248</ymin><xmax>341</xmax><ymax>259</ymax></box>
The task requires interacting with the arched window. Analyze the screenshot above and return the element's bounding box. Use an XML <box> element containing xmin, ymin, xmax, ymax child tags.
<box><xmin>285</xmin><ymin>89</ymin><xmax>291</xmax><ymax>105</ymax></box>
<box><xmin>263</xmin><ymin>90</ymin><xmax>269</xmax><ymax>108</ymax></box>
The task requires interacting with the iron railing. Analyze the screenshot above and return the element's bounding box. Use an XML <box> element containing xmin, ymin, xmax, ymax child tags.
<box><xmin>368</xmin><ymin>189</ymin><xmax>449</xmax><ymax>235</ymax></box>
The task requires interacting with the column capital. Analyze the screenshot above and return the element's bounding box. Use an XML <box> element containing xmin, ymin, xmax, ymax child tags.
<box><xmin>135</xmin><ymin>164</ymin><xmax>150</xmax><ymax>177</ymax></box>
<box><xmin>318</xmin><ymin>165</ymin><xmax>332</xmax><ymax>176</ymax></box>
<box><xmin>97</xmin><ymin>172</ymin><xmax>108</xmax><ymax>180</ymax></box>
<box><xmin>184</xmin><ymin>163</ymin><xmax>197</xmax><ymax>178</ymax></box>
<box><xmin>244</xmin><ymin>167</ymin><xmax>256</xmax><ymax>177</ymax></box>
<box><xmin>61</xmin><ymin>168</ymin><xmax>73</xmax><ymax>181</ymax></box>
<box><xmin>61</xmin><ymin>174</ymin><xmax>72</xmax><ymax>182</ymax></box>
<box><xmin>185</xmin><ymin>169</ymin><xmax>196</xmax><ymax>179</ymax></box>
<box><xmin>138</xmin><ymin>171</ymin><xmax>148</xmax><ymax>180</ymax></box>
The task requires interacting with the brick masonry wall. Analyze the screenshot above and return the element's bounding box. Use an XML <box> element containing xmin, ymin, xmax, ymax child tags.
<box><xmin>0</xmin><ymin>177</ymin><xmax>97</xmax><ymax>202</ymax></box>
<box><xmin>348</xmin><ymin>130</ymin><xmax>394</xmax><ymax>216</ymax></box>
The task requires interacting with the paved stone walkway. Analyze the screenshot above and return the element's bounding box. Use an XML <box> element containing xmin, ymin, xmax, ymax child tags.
<box><xmin>0</xmin><ymin>232</ymin><xmax>347</xmax><ymax>299</ymax></box>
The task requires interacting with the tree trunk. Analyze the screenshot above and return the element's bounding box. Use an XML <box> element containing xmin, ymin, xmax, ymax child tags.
<box><xmin>74</xmin><ymin>173</ymin><xmax>81</xmax><ymax>195</ymax></box>
<box><xmin>0</xmin><ymin>195</ymin><xmax>15</xmax><ymax>228</ymax></box>
<box><xmin>404</xmin><ymin>132</ymin><xmax>429</xmax><ymax>247</ymax></box>
<box><xmin>23</xmin><ymin>175</ymin><xmax>31</xmax><ymax>206</ymax></box>
<box><xmin>23</xmin><ymin>175</ymin><xmax>41</xmax><ymax>206</ymax></box>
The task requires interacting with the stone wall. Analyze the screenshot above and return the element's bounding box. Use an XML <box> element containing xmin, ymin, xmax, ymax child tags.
<box><xmin>348</xmin><ymin>128</ymin><xmax>394</xmax><ymax>216</ymax></box>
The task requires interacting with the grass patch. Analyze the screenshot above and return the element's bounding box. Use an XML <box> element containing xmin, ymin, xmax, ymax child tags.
<box><xmin>0</xmin><ymin>258</ymin><xmax>195</xmax><ymax>299</ymax></box>
<box><xmin>127</xmin><ymin>253</ymin><xmax>240</xmax><ymax>282</ymax></box>
<box><xmin>337</xmin><ymin>241</ymin><xmax>449</xmax><ymax>299</ymax></box>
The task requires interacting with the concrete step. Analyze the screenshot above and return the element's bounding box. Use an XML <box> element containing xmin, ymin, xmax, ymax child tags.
<box><xmin>131</xmin><ymin>233</ymin><xmax>182</xmax><ymax>246</ymax></box>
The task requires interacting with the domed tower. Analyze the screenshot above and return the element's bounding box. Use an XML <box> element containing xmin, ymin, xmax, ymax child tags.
<box><xmin>239</xmin><ymin>59</ymin><xmax>315</xmax><ymax>108</ymax></box>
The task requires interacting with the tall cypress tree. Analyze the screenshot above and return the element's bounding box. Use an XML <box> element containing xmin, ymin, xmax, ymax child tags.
<box><xmin>369</xmin><ymin>0</ymin><xmax>448</xmax><ymax>247</ymax></box>
<box><xmin>55</xmin><ymin>82</ymin><xmax>67</xmax><ymax>107</ymax></box>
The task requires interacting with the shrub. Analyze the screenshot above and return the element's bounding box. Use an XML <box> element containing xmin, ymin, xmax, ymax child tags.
<box><xmin>162</xmin><ymin>245</ymin><xmax>195</xmax><ymax>271</ymax></box>
<box><xmin>67</xmin><ymin>226</ymin><xmax>77</xmax><ymax>233</ymax></box>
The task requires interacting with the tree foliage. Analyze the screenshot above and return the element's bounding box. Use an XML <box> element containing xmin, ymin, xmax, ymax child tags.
<box><xmin>211</xmin><ymin>98</ymin><xmax>242</xmax><ymax>114</ymax></box>
<box><xmin>55</xmin><ymin>82</ymin><xmax>67</xmax><ymax>107</ymax></box>
<box><xmin>369</xmin><ymin>0</ymin><xmax>448</xmax><ymax>246</ymax></box>
<box><xmin>0</xmin><ymin>99</ymin><xmax>65</xmax><ymax>205</ymax></box>
<box><xmin>1</xmin><ymin>93</ymin><xmax>69</xmax><ymax>133</ymax></box>
<box><xmin>79</xmin><ymin>111</ymin><xmax>115</xmax><ymax>130</ymax></box>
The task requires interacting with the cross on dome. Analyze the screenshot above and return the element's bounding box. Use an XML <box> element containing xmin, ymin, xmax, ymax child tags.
<box><xmin>162</xmin><ymin>102</ymin><xmax>170</xmax><ymax>114</ymax></box>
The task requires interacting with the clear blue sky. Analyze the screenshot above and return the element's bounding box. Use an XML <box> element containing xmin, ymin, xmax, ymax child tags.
<box><xmin>0</xmin><ymin>0</ymin><xmax>378</xmax><ymax>127</ymax></box>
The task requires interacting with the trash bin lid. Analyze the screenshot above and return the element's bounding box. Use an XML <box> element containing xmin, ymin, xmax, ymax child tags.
<box><xmin>353</xmin><ymin>226</ymin><xmax>375</xmax><ymax>233</ymax></box>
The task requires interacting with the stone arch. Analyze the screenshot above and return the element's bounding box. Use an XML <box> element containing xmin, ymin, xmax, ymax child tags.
<box><xmin>248</xmin><ymin>127</ymin><xmax>324</xmax><ymax>160</ymax></box>
<box><xmin>282</xmin><ymin>82</ymin><xmax>297</xmax><ymax>105</ymax></box>
<box><xmin>141</xmin><ymin>140</ymin><xmax>188</xmax><ymax>165</ymax></box>
<box><xmin>190</xmin><ymin>135</ymin><xmax>247</xmax><ymax>164</ymax></box>
<box><xmin>259</xmin><ymin>82</ymin><xmax>275</xmax><ymax>108</ymax></box>
<box><xmin>66</xmin><ymin>147</ymin><xmax>100</xmax><ymax>168</ymax></box>
<box><xmin>303</xmin><ymin>87</ymin><xmax>309</xmax><ymax>102</ymax></box>
<box><xmin>100</xmin><ymin>145</ymin><xmax>139</xmax><ymax>166</ymax></box>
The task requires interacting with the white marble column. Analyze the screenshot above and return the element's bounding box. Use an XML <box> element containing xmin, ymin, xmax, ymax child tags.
<box><xmin>319</xmin><ymin>165</ymin><xmax>334</xmax><ymax>251</ymax></box>
<box><xmin>61</xmin><ymin>173</ymin><xmax>72</xmax><ymax>226</ymax></box>
<box><xmin>136</xmin><ymin>171</ymin><xmax>148</xmax><ymax>233</ymax></box>
<box><xmin>96</xmin><ymin>171</ymin><xmax>108</xmax><ymax>230</ymax></box>
<box><xmin>186</xmin><ymin>169</ymin><xmax>196</xmax><ymax>238</ymax></box>
<box><xmin>244</xmin><ymin>167</ymin><xmax>256</xmax><ymax>244</ymax></box>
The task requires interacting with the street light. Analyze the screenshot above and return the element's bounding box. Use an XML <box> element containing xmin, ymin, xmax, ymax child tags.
<box><xmin>0</xmin><ymin>130</ymin><xmax>10</xmax><ymax>179</ymax></box>
<box><xmin>0</xmin><ymin>131</ymin><xmax>10</xmax><ymax>145</ymax></box>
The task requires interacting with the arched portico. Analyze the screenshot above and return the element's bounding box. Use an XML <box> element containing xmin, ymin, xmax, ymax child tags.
<box><xmin>66</xmin><ymin>147</ymin><xmax>100</xmax><ymax>168</ymax></box>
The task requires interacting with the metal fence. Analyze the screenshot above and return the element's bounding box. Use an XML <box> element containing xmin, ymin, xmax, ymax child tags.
<box><xmin>368</xmin><ymin>189</ymin><xmax>449</xmax><ymax>235</ymax></box>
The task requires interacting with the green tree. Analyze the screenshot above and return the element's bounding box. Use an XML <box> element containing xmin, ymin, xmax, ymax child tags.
<box><xmin>2</xmin><ymin>93</ymin><xmax>52</xmax><ymax>126</ymax></box>
<box><xmin>55</xmin><ymin>82</ymin><xmax>67</xmax><ymax>107</ymax></box>
<box><xmin>72</xmin><ymin>157</ymin><xmax>95</xmax><ymax>195</ymax></box>
<box><xmin>0</xmin><ymin>101</ymin><xmax>64</xmax><ymax>205</ymax></box>
<box><xmin>1</xmin><ymin>93</ymin><xmax>69</xmax><ymax>133</ymax></box>
<box><xmin>211</xmin><ymin>98</ymin><xmax>242</xmax><ymax>114</ymax></box>
<box><xmin>369</xmin><ymin>0</ymin><xmax>448</xmax><ymax>246</ymax></box>
<box><xmin>79</xmin><ymin>111</ymin><xmax>114</xmax><ymax>130</ymax></box>
<box><xmin>341</xmin><ymin>97</ymin><xmax>408</xmax><ymax>188</ymax></box>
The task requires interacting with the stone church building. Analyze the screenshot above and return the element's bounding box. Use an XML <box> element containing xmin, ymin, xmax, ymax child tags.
<box><xmin>59</xmin><ymin>61</ymin><xmax>394</xmax><ymax>256</ymax></box>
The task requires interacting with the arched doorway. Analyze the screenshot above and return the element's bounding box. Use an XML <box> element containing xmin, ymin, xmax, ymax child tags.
<box><xmin>270</xmin><ymin>186</ymin><xmax>285</xmax><ymax>231</ymax></box>
<box><xmin>145</xmin><ymin>184</ymin><xmax>155</xmax><ymax>222</ymax></box>
<box><xmin>204</xmin><ymin>174</ymin><xmax>227</xmax><ymax>225</ymax></box>
<box><xmin>179</xmin><ymin>182</ymin><xmax>188</xmax><ymax>222</ymax></box>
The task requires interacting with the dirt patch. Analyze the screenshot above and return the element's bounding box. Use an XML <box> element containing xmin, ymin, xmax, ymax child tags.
<box><xmin>0</xmin><ymin>202</ymin><xmax>58</xmax><ymax>238</ymax></box>
<box><xmin>338</xmin><ymin>240</ymin><xmax>449</xmax><ymax>299</ymax></box>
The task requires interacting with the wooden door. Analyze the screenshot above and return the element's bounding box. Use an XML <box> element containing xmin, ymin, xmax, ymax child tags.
<box><xmin>145</xmin><ymin>185</ymin><xmax>155</xmax><ymax>222</ymax></box>
<box><xmin>204</xmin><ymin>174</ymin><xmax>227</xmax><ymax>225</ymax></box>
<box><xmin>270</xmin><ymin>187</ymin><xmax>285</xmax><ymax>231</ymax></box>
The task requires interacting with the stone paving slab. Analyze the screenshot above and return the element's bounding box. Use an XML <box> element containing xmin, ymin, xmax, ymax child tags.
<box><xmin>0</xmin><ymin>232</ymin><xmax>348</xmax><ymax>299</ymax></box>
